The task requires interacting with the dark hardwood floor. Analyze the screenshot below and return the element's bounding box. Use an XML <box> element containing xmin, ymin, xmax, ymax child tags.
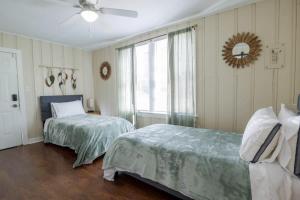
<box><xmin>0</xmin><ymin>143</ymin><xmax>179</xmax><ymax>200</ymax></box>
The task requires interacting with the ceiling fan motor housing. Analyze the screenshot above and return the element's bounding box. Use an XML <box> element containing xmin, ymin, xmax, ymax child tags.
<box><xmin>79</xmin><ymin>0</ymin><xmax>99</xmax><ymax>9</ymax></box>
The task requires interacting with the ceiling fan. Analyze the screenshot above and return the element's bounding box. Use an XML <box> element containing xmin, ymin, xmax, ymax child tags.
<box><xmin>52</xmin><ymin>0</ymin><xmax>138</xmax><ymax>24</ymax></box>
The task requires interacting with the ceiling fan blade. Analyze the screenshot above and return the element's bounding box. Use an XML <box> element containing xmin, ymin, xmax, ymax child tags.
<box><xmin>99</xmin><ymin>8</ymin><xmax>138</xmax><ymax>18</ymax></box>
<box><xmin>73</xmin><ymin>5</ymin><xmax>82</xmax><ymax>8</ymax></box>
<box><xmin>42</xmin><ymin>0</ymin><xmax>77</xmax><ymax>6</ymax></box>
<box><xmin>59</xmin><ymin>12</ymin><xmax>80</xmax><ymax>26</ymax></box>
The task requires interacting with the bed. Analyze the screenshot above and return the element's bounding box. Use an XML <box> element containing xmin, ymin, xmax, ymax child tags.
<box><xmin>40</xmin><ymin>95</ymin><xmax>134</xmax><ymax>168</ymax></box>
<box><xmin>102</xmin><ymin>97</ymin><xmax>300</xmax><ymax>200</ymax></box>
<box><xmin>103</xmin><ymin>124</ymin><xmax>251</xmax><ymax>200</ymax></box>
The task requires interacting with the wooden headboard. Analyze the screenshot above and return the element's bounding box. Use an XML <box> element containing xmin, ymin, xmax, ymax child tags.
<box><xmin>40</xmin><ymin>95</ymin><xmax>83</xmax><ymax>122</ymax></box>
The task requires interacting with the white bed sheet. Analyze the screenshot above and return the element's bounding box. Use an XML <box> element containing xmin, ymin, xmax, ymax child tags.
<box><xmin>250</xmin><ymin>162</ymin><xmax>300</xmax><ymax>200</ymax></box>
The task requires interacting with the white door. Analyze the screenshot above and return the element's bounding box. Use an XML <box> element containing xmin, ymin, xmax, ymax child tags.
<box><xmin>0</xmin><ymin>51</ymin><xmax>22</xmax><ymax>150</ymax></box>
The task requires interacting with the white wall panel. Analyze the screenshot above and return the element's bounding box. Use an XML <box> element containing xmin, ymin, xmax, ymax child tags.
<box><xmin>73</xmin><ymin>48</ymin><xmax>83</xmax><ymax>95</ymax></box>
<box><xmin>277</xmin><ymin>0</ymin><xmax>295</xmax><ymax>109</ymax></box>
<box><xmin>32</xmin><ymin>40</ymin><xmax>44</xmax><ymax>137</ymax></box>
<box><xmin>2</xmin><ymin>33</ymin><xmax>16</xmax><ymax>49</ymax></box>
<box><xmin>203</xmin><ymin>15</ymin><xmax>219</xmax><ymax>129</ymax></box>
<box><xmin>218</xmin><ymin>10</ymin><xmax>236</xmax><ymax>131</ymax></box>
<box><xmin>254</xmin><ymin>0</ymin><xmax>276</xmax><ymax>112</ymax></box>
<box><xmin>82</xmin><ymin>51</ymin><xmax>94</xmax><ymax>109</ymax></box>
<box><xmin>52</xmin><ymin>44</ymin><xmax>64</xmax><ymax>67</ymax></box>
<box><xmin>236</xmin><ymin>5</ymin><xmax>255</xmax><ymax>132</ymax></box>
<box><xmin>64</xmin><ymin>46</ymin><xmax>73</xmax><ymax>68</ymax></box>
<box><xmin>295</xmin><ymin>0</ymin><xmax>300</xmax><ymax>102</ymax></box>
<box><xmin>196</xmin><ymin>19</ymin><xmax>205</xmax><ymax>128</ymax></box>
<box><xmin>0</xmin><ymin>33</ymin><xmax>3</xmax><ymax>46</ymax></box>
<box><xmin>17</xmin><ymin>37</ymin><xmax>36</xmax><ymax>138</ymax></box>
<box><xmin>41</xmin><ymin>41</ymin><xmax>52</xmax><ymax>67</ymax></box>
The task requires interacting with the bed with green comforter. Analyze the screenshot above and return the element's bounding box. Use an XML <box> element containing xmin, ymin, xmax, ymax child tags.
<box><xmin>103</xmin><ymin>124</ymin><xmax>251</xmax><ymax>200</ymax></box>
<box><xmin>44</xmin><ymin>114</ymin><xmax>134</xmax><ymax>168</ymax></box>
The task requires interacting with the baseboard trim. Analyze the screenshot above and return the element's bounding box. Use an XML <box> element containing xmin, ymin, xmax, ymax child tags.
<box><xmin>27</xmin><ymin>137</ymin><xmax>44</xmax><ymax>144</ymax></box>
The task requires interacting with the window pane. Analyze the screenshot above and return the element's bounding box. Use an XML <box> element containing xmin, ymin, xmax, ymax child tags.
<box><xmin>135</xmin><ymin>43</ymin><xmax>150</xmax><ymax>112</ymax></box>
<box><xmin>135</xmin><ymin>37</ymin><xmax>168</xmax><ymax>113</ymax></box>
<box><xmin>153</xmin><ymin>38</ymin><xmax>167</xmax><ymax>113</ymax></box>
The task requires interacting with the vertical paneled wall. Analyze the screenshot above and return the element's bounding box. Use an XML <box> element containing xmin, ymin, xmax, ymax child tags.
<box><xmin>236</xmin><ymin>5</ymin><xmax>255</xmax><ymax>133</ymax></box>
<box><xmin>296</xmin><ymin>0</ymin><xmax>300</xmax><ymax>100</ymax></box>
<box><xmin>92</xmin><ymin>46</ymin><xmax>118</xmax><ymax>116</ymax></box>
<box><xmin>93</xmin><ymin>0</ymin><xmax>299</xmax><ymax>132</ymax></box>
<box><xmin>0</xmin><ymin>32</ymin><xmax>94</xmax><ymax>139</ymax></box>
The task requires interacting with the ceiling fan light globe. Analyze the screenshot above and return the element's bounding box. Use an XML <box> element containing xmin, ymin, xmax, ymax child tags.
<box><xmin>81</xmin><ymin>10</ymin><xmax>98</xmax><ymax>23</ymax></box>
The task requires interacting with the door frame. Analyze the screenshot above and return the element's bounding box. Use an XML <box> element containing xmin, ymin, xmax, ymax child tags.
<box><xmin>0</xmin><ymin>47</ymin><xmax>28</xmax><ymax>145</ymax></box>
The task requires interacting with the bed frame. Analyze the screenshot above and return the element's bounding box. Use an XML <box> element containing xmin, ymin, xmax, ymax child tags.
<box><xmin>40</xmin><ymin>95</ymin><xmax>83</xmax><ymax>123</ymax></box>
<box><xmin>117</xmin><ymin>172</ymin><xmax>193</xmax><ymax>200</ymax></box>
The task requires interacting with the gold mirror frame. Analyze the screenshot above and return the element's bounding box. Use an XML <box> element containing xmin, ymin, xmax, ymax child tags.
<box><xmin>100</xmin><ymin>61</ymin><xmax>111</xmax><ymax>80</ymax></box>
<box><xmin>222</xmin><ymin>32</ymin><xmax>262</xmax><ymax>68</ymax></box>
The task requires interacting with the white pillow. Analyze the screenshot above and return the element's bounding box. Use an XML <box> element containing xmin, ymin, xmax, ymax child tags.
<box><xmin>51</xmin><ymin>100</ymin><xmax>85</xmax><ymax>118</ymax></box>
<box><xmin>51</xmin><ymin>103</ymin><xmax>57</xmax><ymax>118</ymax></box>
<box><xmin>278</xmin><ymin>104</ymin><xmax>296</xmax><ymax>123</ymax></box>
<box><xmin>240</xmin><ymin>107</ymin><xmax>282</xmax><ymax>163</ymax></box>
<box><xmin>278</xmin><ymin>116</ymin><xmax>300</xmax><ymax>177</ymax></box>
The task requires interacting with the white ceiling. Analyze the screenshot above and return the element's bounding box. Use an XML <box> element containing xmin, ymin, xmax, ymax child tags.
<box><xmin>0</xmin><ymin>0</ymin><xmax>254</xmax><ymax>50</ymax></box>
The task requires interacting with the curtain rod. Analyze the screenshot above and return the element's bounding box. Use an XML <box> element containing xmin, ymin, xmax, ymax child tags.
<box><xmin>134</xmin><ymin>34</ymin><xmax>167</xmax><ymax>46</ymax></box>
<box><xmin>117</xmin><ymin>24</ymin><xmax>198</xmax><ymax>50</ymax></box>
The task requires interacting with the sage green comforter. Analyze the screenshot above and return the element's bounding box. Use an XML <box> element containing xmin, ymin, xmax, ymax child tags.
<box><xmin>44</xmin><ymin>114</ymin><xmax>134</xmax><ymax>168</ymax></box>
<box><xmin>103</xmin><ymin>124</ymin><xmax>251</xmax><ymax>200</ymax></box>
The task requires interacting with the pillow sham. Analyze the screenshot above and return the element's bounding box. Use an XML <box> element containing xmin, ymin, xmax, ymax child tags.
<box><xmin>278</xmin><ymin>104</ymin><xmax>297</xmax><ymax>123</ymax></box>
<box><xmin>278</xmin><ymin>116</ymin><xmax>300</xmax><ymax>177</ymax></box>
<box><xmin>240</xmin><ymin>107</ymin><xmax>282</xmax><ymax>163</ymax></box>
<box><xmin>51</xmin><ymin>100</ymin><xmax>85</xmax><ymax>118</ymax></box>
<box><xmin>51</xmin><ymin>103</ymin><xmax>57</xmax><ymax>118</ymax></box>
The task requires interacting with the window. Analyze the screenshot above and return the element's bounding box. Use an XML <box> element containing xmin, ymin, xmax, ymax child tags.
<box><xmin>135</xmin><ymin>37</ymin><xmax>168</xmax><ymax>113</ymax></box>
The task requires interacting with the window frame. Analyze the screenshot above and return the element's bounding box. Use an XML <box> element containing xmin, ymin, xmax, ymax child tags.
<box><xmin>133</xmin><ymin>35</ymin><xmax>168</xmax><ymax>114</ymax></box>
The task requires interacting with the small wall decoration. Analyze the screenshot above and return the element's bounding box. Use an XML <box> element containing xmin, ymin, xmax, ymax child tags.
<box><xmin>100</xmin><ymin>61</ymin><xmax>111</xmax><ymax>80</ymax></box>
<box><xmin>58</xmin><ymin>70</ymin><xmax>68</xmax><ymax>94</ymax></box>
<box><xmin>45</xmin><ymin>69</ymin><xmax>55</xmax><ymax>87</ymax></box>
<box><xmin>265</xmin><ymin>44</ymin><xmax>285</xmax><ymax>69</ymax></box>
<box><xmin>222</xmin><ymin>32</ymin><xmax>262</xmax><ymax>68</ymax></box>
<box><xmin>71</xmin><ymin>70</ymin><xmax>77</xmax><ymax>90</ymax></box>
<box><xmin>40</xmin><ymin>65</ymin><xmax>80</xmax><ymax>95</ymax></box>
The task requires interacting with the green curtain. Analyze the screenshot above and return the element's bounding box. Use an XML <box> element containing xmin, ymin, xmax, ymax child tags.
<box><xmin>117</xmin><ymin>45</ymin><xmax>135</xmax><ymax>124</ymax></box>
<box><xmin>167</xmin><ymin>27</ymin><xmax>196</xmax><ymax>127</ymax></box>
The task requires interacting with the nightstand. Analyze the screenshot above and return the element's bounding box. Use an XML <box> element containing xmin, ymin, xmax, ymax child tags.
<box><xmin>87</xmin><ymin>111</ymin><xmax>101</xmax><ymax>115</ymax></box>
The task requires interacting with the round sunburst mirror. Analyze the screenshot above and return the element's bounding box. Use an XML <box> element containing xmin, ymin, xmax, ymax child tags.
<box><xmin>100</xmin><ymin>61</ymin><xmax>111</xmax><ymax>80</ymax></box>
<box><xmin>222</xmin><ymin>32</ymin><xmax>262</xmax><ymax>68</ymax></box>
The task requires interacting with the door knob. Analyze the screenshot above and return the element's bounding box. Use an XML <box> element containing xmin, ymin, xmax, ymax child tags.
<box><xmin>12</xmin><ymin>104</ymin><xmax>18</xmax><ymax>108</ymax></box>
